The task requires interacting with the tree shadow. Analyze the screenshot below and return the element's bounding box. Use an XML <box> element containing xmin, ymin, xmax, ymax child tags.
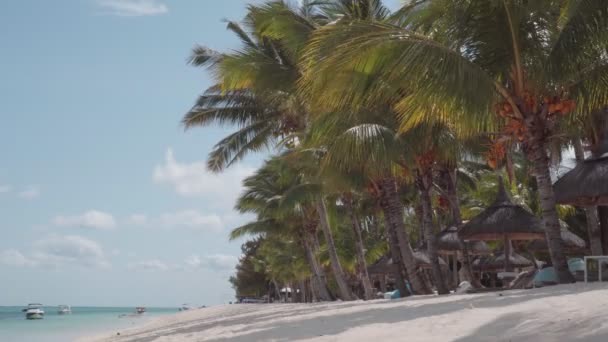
<box><xmin>453</xmin><ymin>313</ymin><xmax>608</xmax><ymax>342</ymax></box>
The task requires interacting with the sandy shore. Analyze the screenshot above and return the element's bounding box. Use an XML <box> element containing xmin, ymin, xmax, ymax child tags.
<box><xmin>84</xmin><ymin>283</ymin><xmax>608</xmax><ymax>342</ymax></box>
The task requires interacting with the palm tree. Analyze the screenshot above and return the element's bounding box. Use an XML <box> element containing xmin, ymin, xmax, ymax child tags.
<box><xmin>301</xmin><ymin>1</ymin><xmax>608</xmax><ymax>282</ymax></box>
<box><xmin>183</xmin><ymin>1</ymin><xmax>318</xmax><ymax>171</ymax></box>
<box><xmin>231</xmin><ymin>158</ymin><xmax>334</xmax><ymax>301</ymax></box>
<box><xmin>308</xmin><ymin>107</ymin><xmax>432</xmax><ymax>294</ymax></box>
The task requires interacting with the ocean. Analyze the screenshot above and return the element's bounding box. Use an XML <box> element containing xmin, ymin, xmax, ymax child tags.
<box><xmin>0</xmin><ymin>306</ymin><xmax>177</xmax><ymax>341</ymax></box>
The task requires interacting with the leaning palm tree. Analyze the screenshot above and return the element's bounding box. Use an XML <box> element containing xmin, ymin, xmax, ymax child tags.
<box><xmin>301</xmin><ymin>0</ymin><xmax>608</xmax><ymax>282</ymax></box>
<box><xmin>232</xmin><ymin>158</ymin><xmax>334</xmax><ymax>301</ymax></box>
<box><xmin>307</xmin><ymin>106</ymin><xmax>432</xmax><ymax>294</ymax></box>
<box><xmin>183</xmin><ymin>1</ymin><xmax>319</xmax><ymax>171</ymax></box>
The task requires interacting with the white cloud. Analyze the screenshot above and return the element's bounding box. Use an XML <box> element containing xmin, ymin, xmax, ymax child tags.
<box><xmin>0</xmin><ymin>185</ymin><xmax>11</xmax><ymax>193</ymax></box>
<box><xmin>127</xmin><ymin>214</ymin><xmax>148</xmax><ymax>226</ymax></box>
<box><xmin>185</xmin><ymin>254</ymin><xmax>237</xmax><ymax>272</ymax></box>
<box><xmin>124</xmin><ymin>210</ymin><xmax>223</xmax><ymax>231</ymax></box>
<box><xmin>153</xmin><ymin>148</ymin><xmax>255</xmax><ymax>204</ymax></box>
<box><xmin>159</xmin><ymin>210</ymin><xmax>223</xmax><ymax>231</ymax></box>
<box><xmin>53</xmin><ymin>210</ymin><xmax>116</xmax><ymax>230</ymax></box>
<box><xmin>0</xmin><ymin>235</ymin><xmax>110</xmax><ymax>269</ymax></box>
<box><xmin>0</xmin><ymin>249</ymin><xmax>37</xmax><ymax>267</ymax></box>
<box><xmin>18</xmin><ymin>185</ymin><xmax>40</xmax><ymax>199</ymax></box>
<box><xmin>128</xmin><ymin>259</ymin><xmax>170</xmax><ymax>271</ymax></box>
<box><xmin>96</xmin><ymin>0</ymin><xmax>168</xmax><ymax>16</ymax></box>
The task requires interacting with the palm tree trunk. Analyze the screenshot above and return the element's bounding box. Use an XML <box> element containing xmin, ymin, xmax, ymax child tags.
<box><xmin>301</xmin><ymin>228</ymin><xmax>332</xmax><ymax>301</ymax></box>
<box><xmin>528</xmin><ymin>138</ymin><xmax>575</xmax><ymax>283</ymax></box>
<box><xmin>573</xmin><ymin>138</ymin><xmax>603</xmax><ymax>255</ymax></box>
<box><xmin>384</xmin><ymin>215</ymin><xmax>410</xmax><ymax>296</ymax></box>
<box><xmin>417</xmin><ymin>171</ymin><xmax>449</xmax><ymax>294</ymax></box>
<box><xmin>272</xmin><ymin>279</ymin><xmax>281</xmax><ymax>302</ymax></box>
<box><xmin>316</xmin><ymin>198</ymin><xmax>355</xmax><ymax>300</ymax></box>
<box><xmin>599</xmin><ymin>206</ymin><xmax>608</xmax><ymax>254</ymax></box>
<box><xmin>343</xmin><ymin>196</ymin><xmax>374</xmax><ymax>300</ymax></box>
<box><xmin>440</xmin><ymin>166</ymin><xmax>481</xmax><ymax>288</ymax></box>
<box><xmin>379</xmin><ymin>177</ymin><xmax>431</xmax><ymax>294</ymax></box>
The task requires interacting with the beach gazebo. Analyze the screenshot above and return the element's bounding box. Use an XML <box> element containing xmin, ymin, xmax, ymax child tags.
<box><xmin>554</xmin><ymin>140</ymin><xmax>608</xmax><ymax>206</ymax></box>
<box><xmin>436</xmin><ymin>226</ymin><xmax>491</xmax><ymax>286</ymax></box>
<box><xmin>459</xmin><ymin>178</ymin><xmax>545</xmax><ymax>273</ymax></box>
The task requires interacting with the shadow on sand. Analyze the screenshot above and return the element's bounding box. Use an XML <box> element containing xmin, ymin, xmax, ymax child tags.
<box><xmin>127</xmin><ymin>284</ymin><xmax>608</xmax><ymax>342</ymax></box>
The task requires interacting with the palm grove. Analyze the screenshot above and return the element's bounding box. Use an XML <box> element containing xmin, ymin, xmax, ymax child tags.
<box><xmin>183</xmin><ymin>0</ymin><xmax>608</xmax><ymax>301</ymax></box>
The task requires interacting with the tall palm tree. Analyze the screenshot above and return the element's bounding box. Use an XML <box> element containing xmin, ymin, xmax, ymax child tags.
<box><xmin>308</xmin><ymin>107</ymin><xmax>432</xmax><ymax>294</ymax></box>
<box><xmin>301</xmin><ymin>0</ymin><xmax>608</xmax><ymax>282</ymax></box>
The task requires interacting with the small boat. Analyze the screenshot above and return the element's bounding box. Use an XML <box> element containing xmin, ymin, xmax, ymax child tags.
<box><xmin>57</xmin><ymin>305</ymin><xmax>71</xmax><ymax>315</ymax></box>
<box><xmin>135</xmin><ymin>307</ymin><xmax>146</xmax><ymax>314</ymax></box>
<box><xmin>179</xmin><ymin>304</ymin><xmax>193</xmax><ymax>311</ymax></box>
<box><xmin>22</xmin><ymin>303</ymin><xmax>44</xmax><ymax>320</ymax></box>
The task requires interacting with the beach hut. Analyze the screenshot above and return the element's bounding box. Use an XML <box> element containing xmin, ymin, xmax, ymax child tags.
<box><xmin>554</xmin><ymin>139</ymin><xmax>608</xmax><ymax>206</ymax></box>
<box><xmin>459</xmin><ymin>177</ymin><xmax>545</xmax><ymax>272</ymax></box>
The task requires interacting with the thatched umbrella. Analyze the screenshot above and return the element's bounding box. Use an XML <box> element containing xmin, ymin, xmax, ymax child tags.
<box><xmin>459</xmin><ymin>178</ymin><xmax>545</xmax><ymax>271</ymax></box>
<box><xmin>436</xmin><ymin>226</ymin><xmax>491</xmax><ymax>286</ymax></box>
<box><xmin>553</xmin><ymin>145</ymin><xmax>608</xmax><ymax>206</ymax></box>
<box><xmin>413</xmin><ymin>250</ymin><xmax>448</xmax><ymax>269</ymax></box>
<box><xmin>472</xmin><ymin>251</ymin><xmax>533</xmax><ymax>272</ymax></box>
<box><xmin>367</xmin><ymin>253</ymin><xmax>447</xmax><ymax>292</ymax></box>
<box><xmin>436</xmin><ymin>226</ymin><xmax>492</xmax><ymax>255</ymax></box>
<box><xmin>528</xmin><ymin>221</ymin><xmax>587</xmax><ymax>253</ymax></box>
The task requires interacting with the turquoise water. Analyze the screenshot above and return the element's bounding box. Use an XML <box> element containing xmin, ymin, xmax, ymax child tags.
<box><xmin>0</xmin><ymin>306</ymin><xmax>177</xmax><ymax>341</ymax></box>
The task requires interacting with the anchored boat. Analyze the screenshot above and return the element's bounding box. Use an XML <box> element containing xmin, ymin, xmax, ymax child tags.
<box><xmin>57</xmin><ymin>305</ymin><xmax>71</xmax><ymax>315</ymax></box>
<box><xmin>23</xmin><ymin>304</ymin><xmax>44</xmax><ymax>320</ymax></box>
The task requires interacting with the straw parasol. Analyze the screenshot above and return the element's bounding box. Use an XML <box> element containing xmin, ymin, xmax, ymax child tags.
<box><xmin>459</xmin><ymin>177</ymin><xmax>545</xmax><ymax>271</ymax></box>
<box><xmin>367</xmin><ymin>255</ymin><xmax>399</xmax><ymax>275</ymax></box>
<box><xmin>436</xmin><ymin>225</ymin><xmax>492</xmax><ymax>287</ymax></box>
<box><xmin>472</xmin><ymin>251</ymin><xmax>533</xmax><ymax>272</ymax></box>
<box><xmin>528</xmin><ymin>221</ymin><xmax>587</xmax><ymax>253</ymax></box>
<box><xmin>554</xmin><ymin>139</ymin><xmax>608</xmax><ymax>206</ymax></box>
<box><xmin>368</xmin><ymin>252</ymin><xmax>447</xmax><ymax>275</ymax></box>
<box><xmin>413</xmin><ymin>250</ymin><xmax>448</xmax><ymax>269</ymax></box>
<box><xmin>436</xmin><ymin>226</ymin><xmax>491</xmax><ymax>255</ymax></box>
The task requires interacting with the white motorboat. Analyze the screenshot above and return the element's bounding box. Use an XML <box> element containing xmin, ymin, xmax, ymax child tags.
<box><xmin>57</xmin><ymin>305</ymin><xmax>71</xmax><ymax>315</ymax></box>
<box><xmin>23</xmin><ymin>303</ymin><xmax>44</xmax><ymax>320</ymax></box>
<box><xmin>135</xmin><ymin>306</ymin><xmax>146</xmax><ymax>314</ymax></box>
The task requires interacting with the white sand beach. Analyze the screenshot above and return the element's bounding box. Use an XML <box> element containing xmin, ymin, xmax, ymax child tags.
<box><xmin>84</xmin><ymin>283</ymin><xmax>608</xmax><ymax>342</ymax></box>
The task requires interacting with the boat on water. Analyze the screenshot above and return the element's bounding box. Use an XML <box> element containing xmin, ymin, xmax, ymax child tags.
<box><xmin>22</xmin><ymin>304</ymin><xmax>44</xmax><ymax>320</ymax></box>
<box><xmin>135</xmin><ymin>307</ymin><xmax>146</xmax><ymax>314</ymax></box>
<box><xmin>57</xmin><ymin>305</ymin><xmax>71</xmax><ymax>315</ymax></box>
<box><xmin>179</xmin><ymin>304</ymin><xmax>193</xmax><ymax>311</ymax></box>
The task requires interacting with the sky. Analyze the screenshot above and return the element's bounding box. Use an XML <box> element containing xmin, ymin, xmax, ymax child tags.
<box><xmin>0</xmin><ymin>0</ymin><xmax>402</xmax><ymax>307</ymax></box>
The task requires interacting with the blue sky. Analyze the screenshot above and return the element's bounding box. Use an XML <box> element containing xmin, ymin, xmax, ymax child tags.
<box><xmin>0</xmin><ymin>0</ymin><xmax>401</xmax><ymax>307</ymax></box>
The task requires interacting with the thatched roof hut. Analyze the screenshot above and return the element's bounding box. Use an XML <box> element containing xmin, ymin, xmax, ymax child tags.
<box><xmin>472</xmin><ymin>252</ymin><xmax>533</xmax><ymax>272</ymax></box>
<box><xmin>436</xmin><ymin>226</ymin><xmax>492</xmax><ymax>255</ymax></box>
<box><xmin>459</xmin><ymin>179</ymin><xmax>545</xmax><ymax>241</ymax></box>
<box><xmin>553</xmin><ymin>154</ymin><xmax>608</xmax><ymax>206</ymax></box>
